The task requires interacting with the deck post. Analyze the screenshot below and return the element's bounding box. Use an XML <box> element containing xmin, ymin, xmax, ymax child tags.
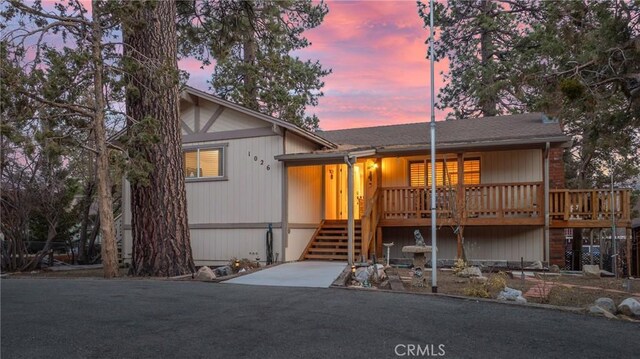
<box><xmin>347</xmin><ymin>156</ymin><xmax>355</xmax><ymax>265</ymax></box>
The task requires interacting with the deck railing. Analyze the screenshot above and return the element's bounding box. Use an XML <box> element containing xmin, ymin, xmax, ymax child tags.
<box><xmin>549</xmin><ymin>189</ymin><xmax>631</xmax><ymax>221</ymax></box>
<box><xmin>381</xmin><ymin>182</ymin><xmax>543</xmax><ymax>221</ymax></box>
<box><xmin>379</xmin><ymin>184</ymin><xmax>631</xmax><ymax>225</ymax></box>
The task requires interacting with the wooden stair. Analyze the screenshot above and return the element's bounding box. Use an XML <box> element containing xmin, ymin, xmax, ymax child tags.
<box><xmin>300</xmin><ymin>220</ymin><xmax>362</xmax><ymax>261</ymax></box>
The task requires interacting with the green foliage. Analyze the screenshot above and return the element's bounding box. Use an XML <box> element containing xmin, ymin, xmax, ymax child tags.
<box><xmin>418</xmin><ymin>0</ymin><xmax>640</xmax><ymax>187</ymax></box>
<box><xmin>179</xmin><ymin>0</ymin><xmax>331</xmax><ymax>130</ymax></box>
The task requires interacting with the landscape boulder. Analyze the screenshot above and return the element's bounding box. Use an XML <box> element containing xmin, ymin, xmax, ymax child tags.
<box><xmin>457</xmin><ymin>266</ymin><xmax>482</xmax><ymax>278</ymax></box>
<box><xmin>582</xmin><ymin>265</ymin><xmax>600</xmax><ymax>278</ymax></box>
<box><xmin>497</xmin><ymin>287</ymin><xmax>522</xmax><ymax>301</ymax></box>
<box><xmin>355</xmin><ymin>267</ymin><xmax>370</xmax><ymax>283</ymax></box>
<box><xmin>617</xmin><ymin>298</ymin><xmax>640</xmax><ymax>317</ymax></box>
<box><xmin>372</xmin><ymin>264</ymin><xmax>387</xmax><ymax>281</ymax></box>
<box><xmin>195</xmin><ymin>266</ymin><xmax>216</xmax><ymax>281</ymax></box>
<box><xmin>589</xmin><ymin>305</ymin><xmax>617</xmax><ymax>319</ymax></box>
<box><xmin>525</xmin><ymin>261</ymin><xmax>543</xmax><ymax>270</ymax></box>
<box><xmin>549</xmin><ymin>264</ymin><xmax>560</xmax><ymax>273</ymax></box>
<box><xmin>214</xmin><ymin>266</ymin><xmax>232</xmax><ymax>277</ymax></box>
<box><xmin>594</xmin><ymin>298</ymin><xmax>616</xmax><ymax>314</ymax></box>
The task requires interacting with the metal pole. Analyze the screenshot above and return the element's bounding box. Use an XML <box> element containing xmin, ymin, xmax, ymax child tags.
<box><xmin>429</xmin><ymin>0</ymin><xmax>438</xmax><ymax>293</ymax></box>
<box><xmin>610</xmin><ymin>163</ymin><xmax>617</xmax><ymax>277</ymax></box>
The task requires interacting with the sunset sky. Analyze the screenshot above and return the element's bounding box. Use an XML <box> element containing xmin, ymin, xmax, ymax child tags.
<box><xmin>184</xmin><ymin>0</ymin><xmax>449</xmax><ymax>130</ymax></box>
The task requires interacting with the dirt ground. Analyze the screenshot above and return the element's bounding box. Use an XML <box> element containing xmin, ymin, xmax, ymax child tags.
<box><xmin>391</xmin><ymin>268</ymin><xmax>640</xmax><ymax>308</ymax></box>
<box><xmin>8</xmin><ymin>268</ymin><xmax>130</xmax><ymax>278</ymax></box>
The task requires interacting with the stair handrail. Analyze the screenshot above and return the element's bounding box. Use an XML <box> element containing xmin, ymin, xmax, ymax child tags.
<box><xmin>361</xmin><ymin>189</ymin><xmax>381</xmax><ymax>259</ymax></box>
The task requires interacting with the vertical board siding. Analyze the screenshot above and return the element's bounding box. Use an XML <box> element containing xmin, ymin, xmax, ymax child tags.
<box><xmin>287</xmin><ymin>165</ymin><xmax>323</xmax><ymax>259</ymax></box>
<box><xmin>288</xmin><ymin>166</ymin><xmax>323</xmax><ymax>223</ymax></box>
<box><xmin>285</xmin><ymin>132</ymin><xmax>320</xmax><ymax>154</ymax></box>
<box><xmin>286</xmin><ymin>229</ymin><xmax>317</xmax><ymax>260</ymax></box>
<box><xmin>189</xmin><ymin>228</ymin><xmax>282</xmax><ymax>265</ymax></box>
<box><xmin>209</xmin><ymin>106</ymin><xmax>266</xmax><ymax>132</ymax></box>
<box><xmin>381</xmin><ymin>150</ymin><xmax>542</xmax><ymax>187</ymax></box>
<box><xmin>186</xmin><ymin>136</ymin><xmax>283</xmax><ymax>224</ymax></box>
<box><xmin>383</xmin><ymin>226</ymin><xmax>543</xmax><ymax>261</ymax></box>
<box><xmin>481</xmin><ymin>149</ymin><xmax>542</xmax><ymax>183</ymax></box>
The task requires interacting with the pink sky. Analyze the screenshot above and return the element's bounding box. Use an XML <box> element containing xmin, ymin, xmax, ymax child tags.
<box><xmin>184</xmin><ymin>0</ymin><xmax>448</xmax><ymax>130</ymax></box>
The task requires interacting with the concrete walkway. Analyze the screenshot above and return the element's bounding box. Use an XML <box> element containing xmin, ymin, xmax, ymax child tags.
<box><xmin>224</xmin><ymin>261</ymin><xmax>346</xmax><ymax>288</ymax></box>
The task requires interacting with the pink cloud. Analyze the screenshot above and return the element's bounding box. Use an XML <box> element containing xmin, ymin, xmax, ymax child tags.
<box><xmin>185</xmin><ymin>0</ymin><xmax>449</xmax><ymax>130</ymax></box>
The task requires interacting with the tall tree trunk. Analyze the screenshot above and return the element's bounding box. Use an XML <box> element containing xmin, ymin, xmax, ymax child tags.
<box><xmin>124</xmin><ymin>0</ymin><xmax>195</xmax><ymax>276</ymax></box>
<box><xmin>92</xmin><ymin>2</ymin><xmax>119</xmax><ymax>278</ymax></box>
<box><xmin>479</xmin><ymin>0</ymin><xmax>497</xmax><ymax>117</ymax></box>
<box><xmin>242</xmin><ymin>1</ymin><xmax>258</xmax><ymax>108</ymax></box>
<box><xmin>77</xmin><ymin>180</ymin><xmax>95</xmax><ymax>264</ymax></box>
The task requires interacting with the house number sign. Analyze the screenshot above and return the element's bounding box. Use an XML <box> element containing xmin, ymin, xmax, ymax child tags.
<box><xmin>248</xmin><ymin>151</ymin><xmax>271</xmax><ymax>171</ymax></box>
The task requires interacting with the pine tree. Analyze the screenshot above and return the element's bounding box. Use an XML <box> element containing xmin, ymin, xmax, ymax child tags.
<box><xmin>179</xmin><ymin>0</ymin><xmax>331</xmax><ymax>130</ymax></box>
<box><xmin>123</xmin><ymin>0</ymin><xmax>196</xmax><ymax>276</ymax></box>
<box><xmin>418</xmin><ymin>0</ymin><xmax>539</xmax><ymax>119</ymax></box>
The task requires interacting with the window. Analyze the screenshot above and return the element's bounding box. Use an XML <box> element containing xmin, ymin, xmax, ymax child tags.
<box><xmin>184</xmin><ymin>147</ymin><xmax>224</xmax><ymax>179</ymax></box>
<box><xmin>410</xmin><ymin>158</ymin><xmax>480</xmax><ymax>187</ymax></box>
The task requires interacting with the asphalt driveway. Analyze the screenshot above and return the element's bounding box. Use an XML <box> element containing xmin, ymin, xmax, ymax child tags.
<box><xmin>1</xmin><ymin>278</ymin><xmax>638</xmax><ymax>359</ymax></box>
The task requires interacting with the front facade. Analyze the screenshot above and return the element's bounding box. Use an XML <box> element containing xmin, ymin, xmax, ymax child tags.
<box><xmin>122</xmin><ymin>89</ymin><xmax>633</xmax><ymax>270</ymax></box>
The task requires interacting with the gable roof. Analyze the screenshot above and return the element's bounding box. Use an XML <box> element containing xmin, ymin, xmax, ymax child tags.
<box><xmin>316</xmin><ymin>113</ymin><xmax>569</xmax><ymax>149</ymax></box>
<box><xmin>183</xmin><ymin>86</ymin><xmax>336</xmax><ymax>149</ymax></box>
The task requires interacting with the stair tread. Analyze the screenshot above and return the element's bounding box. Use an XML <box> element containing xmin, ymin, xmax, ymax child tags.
<box><xmin>307</xmin><ymin>248</ymin><xmax>362</xmax><ymax>253</ymax></box>
<box><xmin>312</xmin><ymin>243</ymin><xmax>361</xmax><ymax>248</ymax></box>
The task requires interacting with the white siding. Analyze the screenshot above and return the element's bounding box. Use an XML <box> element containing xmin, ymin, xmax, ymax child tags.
<box><xmin>190</xmin><ymin>228</ymin><xmax>282</xmax><ymax>266</ymax></box>
<box><xmin>209</xmin><ymin>106</ymin><xmax>267</xmax><ymax>132</ymax></box>
<box><xmin>381</xmin><ymin>150</ymin><xmax>542</xmax><ymax>187</ymax></box>
<box><xmin>285</xmin><ymin>132</ymin><xmax>319</xmax><ymax>154</ymax></box>
<box><xmin>481</xmin><ymin>149</ymin><xmax>542</xmax><ymax>183</ymax></box>
<box><xmin>186</xmin><ymin>136</ymin><xmax>282</xmax><ymax>224</ymax></box>
<box><xmin>383</xmin><ymin>226</ymin><xmax>543</xmax><ymax>261</ymax></box>
<box><xmin>287</xmin><ymin>229</ymin><xmax>316</xmax><ymax>261</ymax></box>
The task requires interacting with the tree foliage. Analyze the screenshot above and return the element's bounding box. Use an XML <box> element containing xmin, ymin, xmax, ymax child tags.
<box><xmin>419</xmin><ymin>0</ymin><xmax>640</xmax><ymax>187</ymax></box>
<box><xmin>179</xmin><ymin>0</ymin><xmax>331</xmax><ymax>130</ymax></box>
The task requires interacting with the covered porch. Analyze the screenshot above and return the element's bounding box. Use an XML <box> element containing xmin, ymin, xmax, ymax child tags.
<box><xmin>278</xmin><ymin>149</ymin><xmax>632</xmax><ymax>265</ymax></box>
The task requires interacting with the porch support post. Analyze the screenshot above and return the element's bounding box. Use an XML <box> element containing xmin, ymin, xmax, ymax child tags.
<box><xmin>347</xmin><ymin>156</ymin><xmax>355</xmax><ymax>265</ymax></box>
<box><xmin>544</xmin><ymin>142</ymin><xmax>550</xmax><ymax>264</ymax></box>
<box><xmin>282</xmin><ymin>164</ymin><xmax>288</xmax><ymax>262</ymax></box>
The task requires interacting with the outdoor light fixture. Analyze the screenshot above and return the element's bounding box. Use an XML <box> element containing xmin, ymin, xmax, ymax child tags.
<box><xmin>351</xmin><ymin>265</ymin><xmax>356</xmax><ymax>274</ymax></box>
<box><xmin>368</xmin><ymin>161</ymin><xmax>378</xmax><ymax>185</ymax></box>
<box><xmin>234</xmin><ymin>259</ymin><xmax>240</xmax><ymax>268</ymax></box>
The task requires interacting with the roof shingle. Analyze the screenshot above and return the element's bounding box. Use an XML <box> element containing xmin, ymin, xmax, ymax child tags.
<box><xmin>316</xmin><ymin>113</ymin><xmax>567</xmax><ymax>148</ymax></box>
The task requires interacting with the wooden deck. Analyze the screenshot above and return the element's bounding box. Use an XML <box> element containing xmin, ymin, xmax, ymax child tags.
<box><xmin>375</xmin><ymin>184</ymin><xmax>631</xmax><ymax>228</ymax></box>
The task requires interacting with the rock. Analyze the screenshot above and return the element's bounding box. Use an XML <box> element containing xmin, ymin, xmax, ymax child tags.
<box><xmin>549</xmin><ymin>264</ymin><xmax>560</xmax><ymax>273</ymax></box>
<box><xmin>214</xmin><ymin>266</ymin><xmax>232</xmax><ymax>277</ymax></box>
<box><xmin>355</xmin><ymin>267</ymin><xmax>370</xmax><ymax>283</ymax></box>
<box><xmin>589</xmin><ymin>305</ymin><xmax>617</xmax><ymax>319</ymax></box>
<box><xmin>195</xmin><ymin>266</ymin><xmax>216</xmax><ymax>281</ymax></box>
<box><xmin>594</xmin><ymin>298</ymin><xmax>616</xmax><ymax>314</ymax></box>
<box><xmin>497</xmin><ymin>287</ymin><xmax>523</xmax><ymax>301</ymax></box>
<box><xmin>525</xmin><ymin>261</ymin><xmax>543</xmax><ymax>270</ymax></box>
<box><xmin>454</xmin><ymin>278</ymin><xmax>468</xmax><ymax>284</ymax></box>
<box><xmin>470</xmin><ymin>276</ymin><xmax>488</xmax><ymax>284</ymax></box>
<box><xmin>372</xmin><ymin>264</ymin><xmax>387</xmax><ymax>280</ymax></box>
<box><xmin>515</xmin><ymin>296</ymin><xmax>527</xmax><ymax>304</ymax></box>
<box><xmin>457</xmin><ymin>266</ymin><xmax>482</xmax><ymax>278</ymax></box>
<box><xmin>583</xmin><ymin>265</ymin><xmax>600</xmax><ymax>278</ymax></box>
<box><xmin>617</xmin><ymin>298</ymin><xmax>640</xmax><ymax>317</ymax></box>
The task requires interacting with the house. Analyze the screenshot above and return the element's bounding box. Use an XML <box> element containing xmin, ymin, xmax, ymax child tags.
<box><xmin>121</xmin><ymin>87</ymin><xmax>633</xmax><ymax>270</ymax></box>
